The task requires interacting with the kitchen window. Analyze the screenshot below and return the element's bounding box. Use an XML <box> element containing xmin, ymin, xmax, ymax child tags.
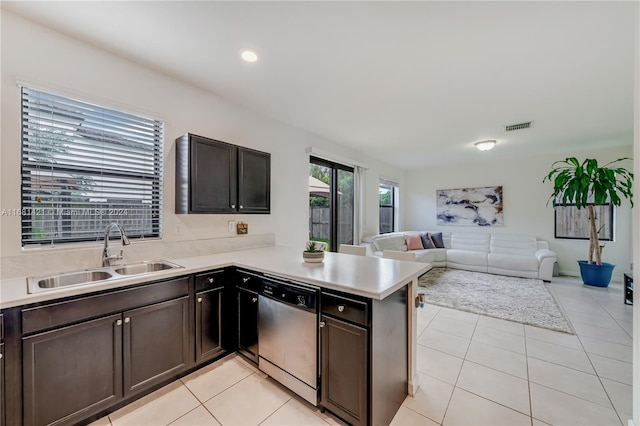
<box><xmin>20</xmin><ymin>86</ymin><xmax>164</xmax><ymax>246</ymax></box>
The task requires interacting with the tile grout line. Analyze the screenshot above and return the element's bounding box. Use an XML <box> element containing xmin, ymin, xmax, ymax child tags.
<box><xmin>256</xmin><ymin>398</ymin><xmax>295</xmax><ymax>426</ymax></box>
<box><xmin>574</xmin><ymin>290</ymin><xmax>632</xmax><ymax>426</ymax></box>
<box><xmin>523</xmin><ymin>326</ymin><xmax>534</xmax><ymax>426</ymax></box>
<box><xmin>545</xmin><ymin>285</ymin><xmax>628</xmax><ymax>424</ymax></box>
<box><xmin>178</xmin><ymin>376</ymin><xmax>224</xmax><ymax>426</ymax></box>
<box><xmin>454</xmin><ymin>312</ymin><xmax>535</xmax><ymax>423</ymax></box>
<box><xmin>439</xmin><ymin>308</ymin><xmax>480</xmax><ymax>426</ymax></box>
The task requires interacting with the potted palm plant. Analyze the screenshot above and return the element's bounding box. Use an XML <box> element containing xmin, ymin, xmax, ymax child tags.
<box><xmin>544</xmin><ymin>157</ymin><xmax>633</xmax><ymax>287</ymax></box>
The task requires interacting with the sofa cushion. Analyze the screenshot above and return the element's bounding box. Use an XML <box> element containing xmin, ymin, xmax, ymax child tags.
<box><xmin>411</xmin><ymin>249</ymin><xmax>435</xmax><ymax>263</ymax></box>
<box><xmin>450</xmin><ymin>232</ymin><xmax>491</xmax><ymax>252</ymax></box>
<box><xmin>420</xmin><ymin>233</ymin><xmax>435</xmax><ymax>249</ymax></box>
<box><xmin>490</xmin><ymin>234</ymin><xmax>537</xmax><ymax>256</ymax></box>
<box><xmin>404</xmin><ymin>234</ymin><xmax>424</xmax><ymax>250</ymax></box>
<box><xmin>372</xmin><ymin>234</ymin><xmax>407</xmax><ymax>252</ymax></box>
<box><xmin>447</xmin><ymin>249</ymin><xmax>488</xmax><ymax>267</ymax></box>
<box><xmin>488</xmin><ymin>253</ymin><xmax>538</xmax><ymax>272</ymax></box>
<box><xmin>431</xmin><ymin>248</ymin><xmax>447</xmax><ymax>263</ymax></box>
<box><xmin>488</xmin><ymin>266</ymin><xmax>539</xmax><ymax>280</ymax></box>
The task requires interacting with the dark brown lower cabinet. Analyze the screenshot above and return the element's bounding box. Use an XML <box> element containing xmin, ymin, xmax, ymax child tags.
<box><xmin>195</xmin><ymin>286</ymin><xmax>225</xmax><ymax>362</ymax></box>
<box><xmin>124</xmin><ymin>297</ymin><xmax>190</xmax><ymax>397</ymax></box>
<box><xmin>1</xmin><ymin>313</ymin><xmax>4</xmax><ymax>426</ymax></box>
<box><xmin>237</xmin><ymin>286</ymin><xmax>259</xmax><ymax>363</ymax></box>
<box><xmin>22</xmin><ymin>314</ymin><xmax>123</xmax><ymax>426</ymax></box>
<box><xmin>320</xmin><ymin>286</ymin><xmax>408</xmax><ymax>426</ymax></box>
<box><xmin>320</xmin><ymin>315</ymin><xmax>368</xmax><ymax>426</ymax></box>
<box><xmin>22</xmin><ymin>296</ymin><xmax>190</xmax><ymax>426</ymax></box>
<box><xmin>1</xmin><ymin>341</ymin><xmax>5</xmax><ymax>426</ymax></box>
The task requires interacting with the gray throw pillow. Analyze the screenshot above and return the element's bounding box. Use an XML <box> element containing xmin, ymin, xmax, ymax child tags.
<box><xmin>420</xmin><ymin>233</ymin><xmax>435</xmax><ymax>249</ymax></box>
<box><xmin>430</xmin><ymin>232</ymin><xmax>445</xmax><ymax>248</ymax></box>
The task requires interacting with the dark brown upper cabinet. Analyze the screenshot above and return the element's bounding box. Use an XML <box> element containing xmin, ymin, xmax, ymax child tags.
<box><xmin>175</xmin><ymin>134</ymin><xmax>270</xmax><ymax>214</ymax></box>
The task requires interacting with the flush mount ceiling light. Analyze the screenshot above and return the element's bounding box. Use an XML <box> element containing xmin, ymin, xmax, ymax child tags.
<box><xmin>474</xmin><ymin>140</ymin><xmax>497</xmax><ymax>151</ymax></box>
<box><xmin>240</xmin><ymin>50</ymin><xmax>258</xmax><ymax>63</ymax></box>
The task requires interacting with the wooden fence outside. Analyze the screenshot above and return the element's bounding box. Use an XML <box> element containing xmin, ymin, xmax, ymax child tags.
<box><xmin>309</xmin><ymin>207</ymin><xmax>354</xmax><ymax>244</ymax></box>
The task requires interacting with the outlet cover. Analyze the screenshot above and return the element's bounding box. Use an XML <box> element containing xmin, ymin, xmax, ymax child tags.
<box><xmin>228</xmin><ymin>221</ymin><xmax>235</xmax><ymax>233</ymax></box>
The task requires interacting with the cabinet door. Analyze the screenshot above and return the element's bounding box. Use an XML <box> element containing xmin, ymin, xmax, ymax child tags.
<box><xmin>237</xmin><ymin>287</ymin><xmax>259</xmax><ymax>363</ymax></box>
<box><xmin>123</xmin><ymin>297</ymin><xmax>189</xmax><ymax>397</ymax></box>
<box><xmin>0</xmin><ymin>342</ymin><xmax>4</xmax><ymax>426</ymax></box>
<box><xmin>22</xmin><ymin>314</ymin><xmax>123</xmax><ymax>426</ymax></box>
<box><xmin>195</xmin><ymin>286</ymin><xmax>226</xmax><ymax>363</ymax></box>
<box><xmin>238</xmin><ymin>147</ymin><xmax>270</xmax><ymax>213</ymax></box>
<box><xmin>320</xmin><ymin>315</ymin><xmax>368</xmax><ymax>426</ymax></box>
<box><xmin>190</xmin><ymin>136</ymin><xmax>237</xmax><ymax>213</ymax></box>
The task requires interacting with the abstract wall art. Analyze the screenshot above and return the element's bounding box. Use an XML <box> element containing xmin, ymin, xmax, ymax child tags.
<box><xmin>436</xmin><ymin>186</ymin><xmax>503</xmax><ymax>227</ymax></box>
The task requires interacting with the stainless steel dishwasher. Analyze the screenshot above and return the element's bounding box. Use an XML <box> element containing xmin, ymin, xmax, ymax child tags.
<box><xmin>258</xmin><ymin>276</ymin><xmax>319</xmax><ymax>405</ymax></box>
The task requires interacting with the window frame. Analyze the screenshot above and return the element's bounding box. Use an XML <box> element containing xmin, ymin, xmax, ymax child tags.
<box><xmin>379</xmin><ymin>180</ymin><xmax>398</xmax><ymax>234</ymax></box>
<box><xmin>309</xmin><ymin>156</ymin><xmax>355</xmax><ymax>251</ymax></box>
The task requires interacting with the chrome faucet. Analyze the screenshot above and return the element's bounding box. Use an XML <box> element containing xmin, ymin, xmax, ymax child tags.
<box><xmin>102</xmin><ymin>222</ymin><xmax>130</xmax><ymax>267</ymax></box>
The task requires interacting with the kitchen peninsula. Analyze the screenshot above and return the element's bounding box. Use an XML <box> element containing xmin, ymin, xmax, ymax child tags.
<box><xmin>0</xmin><ymin>246</ymin><xmax>430</xmax><ymax>426</ymax></box>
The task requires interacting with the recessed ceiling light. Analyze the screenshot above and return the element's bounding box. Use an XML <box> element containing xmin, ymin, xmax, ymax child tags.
<box><xmin>241</xmin><ymin>50</ymin><xmax>258</xmax><ymax>63</ymax></box>
<box><xmin>474</xmin><ymin>140</ymin><xmax>497</xmax><ymax>151</ymax></box>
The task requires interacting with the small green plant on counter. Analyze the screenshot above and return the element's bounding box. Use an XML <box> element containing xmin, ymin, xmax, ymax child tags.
<box><xmin>305</xmin><ymin>241</ymin><xmax>321</xmax><ymax>253</ymax></box>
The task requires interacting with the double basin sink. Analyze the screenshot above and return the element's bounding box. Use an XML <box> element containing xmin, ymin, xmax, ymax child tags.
<box><xmin>27</xmin><ymin>260</ymin><xmax>183</xmax><ymax>294</ymax></box>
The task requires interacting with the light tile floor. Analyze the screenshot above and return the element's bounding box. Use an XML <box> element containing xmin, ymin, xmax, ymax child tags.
<box><xmin>90</xmin><ymin>275</ymin><xmax>633</xmax><ymax>426</ymax></box>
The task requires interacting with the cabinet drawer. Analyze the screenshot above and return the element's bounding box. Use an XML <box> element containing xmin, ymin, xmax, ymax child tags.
<box><xmin>195</xmin><ymin>270</ymin><xmax>226</xmax><ymax>291</ymax></box>
<box><xmin>321</xmin><ymin>293</ymin><xmax>369</xmax><ymax>326</ymax></box>
<box><xmin>22</xmin><ymin>277</ymin><xmax>189</xmax><ymax>334</ymax></box>
<box><xmin>236</xmin><ymin>270</ymin><xmax>261</xmax><ymax>292</ymax></box>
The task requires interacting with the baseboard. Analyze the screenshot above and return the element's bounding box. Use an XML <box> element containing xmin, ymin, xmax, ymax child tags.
<box><xmin>409</xmin><ymin>373</ymin><xmax>420</xmax><ymax>397</ymax></box>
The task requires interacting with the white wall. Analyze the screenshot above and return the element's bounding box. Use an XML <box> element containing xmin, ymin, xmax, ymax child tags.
<box><xmin>0</xmin><ymin>11</ymin><xmax>403</xmax><ymax>264</ymax></box>
<box><xmin>404</xmin><ymin>147</ymin><xmax>633</xmax><ymax>281</ymax></box>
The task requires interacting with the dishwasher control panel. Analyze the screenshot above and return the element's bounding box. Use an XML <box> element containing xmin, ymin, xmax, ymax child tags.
<box><xmin>261</xmin><ymin>279</ymin><xmax>318</xmax><ymax>310</ymax></box>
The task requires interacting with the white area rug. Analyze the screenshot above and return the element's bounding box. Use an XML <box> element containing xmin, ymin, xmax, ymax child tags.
<box><xmin>418</xmin><ymin>268</ymin><xmax>574</xmax><ymax>334</ymax></box>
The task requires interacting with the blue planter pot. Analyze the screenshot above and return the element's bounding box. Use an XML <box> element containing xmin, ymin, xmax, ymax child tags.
<box><xmin>578</xmin><ymin>260</ymin><xmax>615</xmax><ymax>287</ymax></box>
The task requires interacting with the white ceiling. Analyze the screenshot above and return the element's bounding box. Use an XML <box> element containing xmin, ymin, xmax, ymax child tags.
<box><xmin>3</xmin><ymin>1</ymin><xmax>637</xmax><ymax>170</ymax></box>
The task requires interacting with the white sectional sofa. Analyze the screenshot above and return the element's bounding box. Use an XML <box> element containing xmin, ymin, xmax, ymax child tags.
<box><xmin>367</xmin><ymin>231</ymin><xmax>556</xmax><ymax>281</ymax></box>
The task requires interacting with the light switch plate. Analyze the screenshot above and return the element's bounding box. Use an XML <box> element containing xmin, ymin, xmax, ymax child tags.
<box><xmin>228</xmin><ymin>221</ymin><xmax>235</xmax><ymax>233</ymax></box>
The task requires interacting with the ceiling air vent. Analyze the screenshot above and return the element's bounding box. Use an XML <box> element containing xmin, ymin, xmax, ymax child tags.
<box><xmin>504</xmin><ymin>121</ymin><xmax>533</xmax><ymax>132</ymax></box>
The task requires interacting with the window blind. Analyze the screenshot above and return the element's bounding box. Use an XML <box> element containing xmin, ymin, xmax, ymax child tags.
<box><xmin>20</xmin><ymin>87</ymin><xmax>164</xmax><ymax>246</ymax></box>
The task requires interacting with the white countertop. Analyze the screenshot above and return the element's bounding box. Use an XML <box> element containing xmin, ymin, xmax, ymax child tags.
<box><xmin>0</xmin><ymin>246</ymin><xmax>430</xmax><ymax>309</ymax></box>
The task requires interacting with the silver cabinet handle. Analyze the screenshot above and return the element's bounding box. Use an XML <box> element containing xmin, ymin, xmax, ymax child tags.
<box><xmin>242</xmin><ymin>277</ymin><xmax>250</xmax><ymax>283</ymax></box>
<box><xmin>231</xmin><ymin>204</ymin><xmax>236</xmax><ymax>209</ymax></box>
<box><xmin>208</xmin><ymin>277</ymin><xmax>214</xmax><ymax>283</ymax></box>
<box><xmin>337</xmin><ymin>305</ymin><xmax>345</xmax><ymax>313</ymax></box>
<box><xmin>319</xmin><ymin>321</ymin><xmax>325</xmax><ymax>328</ymax></box>
<box><xmin>0</xmin><ymin>353</ymin><xmax>3</xmax><ymax>359</ymax></box>
<box><xmin>116</xmin><ymin>319</ymin><xmax>123</xmax><ymax>326</ymax></box>
<box><xmin>197</xmin><ymin>297</ymin><xmax>203</xmax><ymax>303</ymax></box>
<box><xmin>239</xmin><ymin>205</ymin><xmax>244</xmax><ymax>209</ymax></box>
<box><xmin>124</xmin><ymin>317</ymin><xmax>130</xmax><ymax>324</ymax></box>
<box><xmin>252</xmin><ymin>297</ymin><xmax>257</xmax><ymax>303</ymax></box>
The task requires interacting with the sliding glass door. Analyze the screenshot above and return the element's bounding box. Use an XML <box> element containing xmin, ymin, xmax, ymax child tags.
<box><xmin>309</xmin><ymin>157</ymin><xmax>354</xmax><ymax>251</ymax></box>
